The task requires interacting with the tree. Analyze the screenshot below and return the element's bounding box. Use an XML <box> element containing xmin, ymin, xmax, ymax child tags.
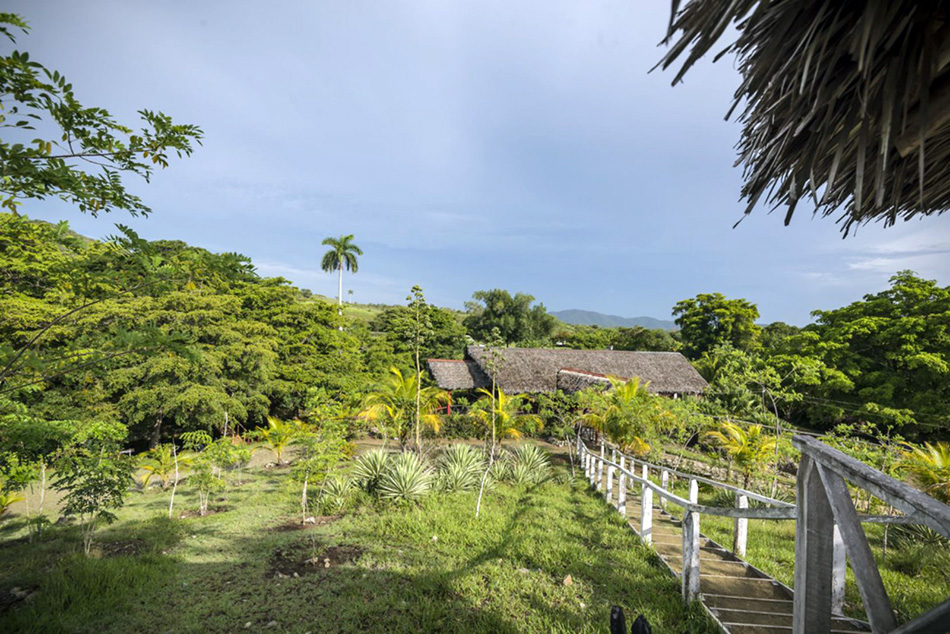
<box><xmin>320</xmin><ymin>235</ymin><xmax>362</xmax><ymax>307</ymax></box>
<box><xmin>0</xmin><ymin>14</ymin><xmax>202</xmax><ymax>217</ymax></box>
<box><xmin>249</xmin><ymin>416</ymin><xmax>302</xmax><ymax>464</ymax></box>
<box><xmin>672</xmin><ymin>293</ymin><xmax>761</xmax><ymax>359</ymax></box>
<box><xmin>896</xmin><ymin>442</ymin><xmax>950</xmax><ymax>504</ymax></box>
<box><xmin>471</xmin><ymin>388</ymin><xmax>542</xmax><ymax>448</ymax></box>
<box><xmin>463</xmin><ymin>289</ymin><xmax>556</xmax><ymax>345</ymax></box>
<box><xmin>403</xmin><ymin>286</ymin><xmax>432</xmax><ymax>451</ymax></box>
<box><xmin>54</xmin><ymin>421</ymin><xmax>135</xmax><ymax>555</ymax></box>
<box><xmin>703</xmin><ymin>421</ymin><xmax>776</xmax><ymax>488</ymax></box>
<box><xmin>359</xmin><ymin>367</ymin><xmax>449</xmax><ymax>448</ymax></box>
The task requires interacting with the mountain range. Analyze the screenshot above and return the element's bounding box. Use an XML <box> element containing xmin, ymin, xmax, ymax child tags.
<box><xmin>550</xmin><ymin>309</ymin><xmax>677</xmax><ymax>331</ymax></box>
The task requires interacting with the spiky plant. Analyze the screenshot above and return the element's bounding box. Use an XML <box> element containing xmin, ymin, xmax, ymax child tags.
<box><xmin>437</xmin><ymin>444</ymin><xmax>485</xmax><ymax>493</ymax></box>
<box><xmin>316</xmin><ymin>476</ymin><xmax>353</xmax><ymax>515</ymax></box>
<box><xmin>378</xmin><ymin>452</ymin><xmax>433</xmax><ymax>503</ymax></box>
<box><xmin>351</xmin><ymin>449</ymin><xmax>391</xmax><ymax>495</ymax></box>
<box><xmin>508</xmin><ymin>444</ymin><xmax>552</xmax><ymax>486</ymax></box>
<box><xmin>897</xmin><ymin>442</ymin><xmax>950</xmax><ymax>503</ymax></box>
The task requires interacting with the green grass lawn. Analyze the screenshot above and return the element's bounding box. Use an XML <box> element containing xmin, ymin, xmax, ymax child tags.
<box><xmin>0</xmin><ymin>458</ymin><xmax>716</xmax><ymax>633</ymax></box>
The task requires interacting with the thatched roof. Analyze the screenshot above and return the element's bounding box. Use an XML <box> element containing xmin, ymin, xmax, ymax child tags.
<box><xmin>556</xmin><ymin>368</ymin><xmax>613</xmax><ymax>394</ymax></box>
<box><xmin>658</xmin><ymin>1</ymin><xmax>950</xmax><ymax>234</ymax></box>
<box><xmin>450</xmin><ymin>346</ymin><xmax>707</xmax><ymax>395</ymax></box>
<box><xmin>425</xmin><ymin>359</ymin><xmax>490</xmax><ymax>390</ymax></box>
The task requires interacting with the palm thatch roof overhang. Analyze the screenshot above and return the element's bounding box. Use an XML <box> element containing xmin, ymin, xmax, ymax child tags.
<box><xmin>425</xmin><ymin>359</ymin><xmax>491</xmax><ymax>391</ymax></box>
<box><xmin>458</xmin><ymin>346</ymin><xmax>708</xmax><ymax>396</ymax></box>
<box><xmin>658</xmin><ymin>1</ymin><xmax>950</xmax><ymax>234</ymax></box>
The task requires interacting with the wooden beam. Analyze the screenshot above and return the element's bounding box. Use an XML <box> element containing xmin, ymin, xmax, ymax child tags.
<box><xmin>641</xmin><ymin>483</ymin><xmax>654</xmax><ymax>545</ymax></box>
<box><xmin>890</xmin><ymin>599</ymin><xmax>950</xmax><ymax>634</ymax></box>
<box><xmin>817</xmin><ymin>464</ymin><xmax>897</xmax><ymax>632</ymax></box>
<box><xmin>832</xmin><ymin>524</ymin><xmax>846</xmax><ymax>616</ymax></box>
<box><xmin>793</xmin><ymin>455</ymin><xmax>835</xmax><ymax>634</ymax></box>
<box><xmin>734</xmin><ymin>494</ymin><xmax>748</xmax><ymax>557</ymax></box>
<box><xmin>794</xmin><ymin>436</ymin><xmax>950</xmax><ymax>539</ymax></box>
<box><xmin>682</xmin><ymin>510</ymin><xmax>701</xmax><ymax>602</ymax></box>
<box><xmin>617</xmin><ymin>455</ymin><xmax>627</xmax><ymax>517</ymax></box>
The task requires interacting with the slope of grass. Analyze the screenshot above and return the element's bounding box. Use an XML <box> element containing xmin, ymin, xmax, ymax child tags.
<box><xmin>0</xmin><ymin>460</ymin><xmax>716</xmax><ymax>633</ymax></box>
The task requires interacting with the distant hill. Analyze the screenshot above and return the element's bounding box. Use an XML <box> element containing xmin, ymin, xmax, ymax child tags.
<box><xmin>551</xmin><ymin>309</ymin><xmax>676</xmax><ymax>331</ymax></box>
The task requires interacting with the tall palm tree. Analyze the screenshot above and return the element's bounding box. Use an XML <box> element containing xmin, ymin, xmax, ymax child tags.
<box><xmin>320</xmin><ymin>235</ymin><xmax>363</xmax><ymax>307</ymax></box>
<box><xmin>897</xmin><ymin>441</ymin><xmax>950</xmax><ymax>503</ymax></box>
<box><xmin>360</xmin><ymin>367</ymin><xmax>450</xmax><ymax>448</ymax></box>
<box><xmin>704</xmin><ymin>421</ymin><xmax>776</xmax><ymax>488</ymax></box>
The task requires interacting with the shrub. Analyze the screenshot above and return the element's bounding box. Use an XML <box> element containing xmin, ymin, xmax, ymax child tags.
<box><xmin>508</xmin><ymin>444</ymin><xmax>551</xmax><ymax>486</ymax></box>
<box><xmin>315</xmin><ymin>476</ymin><xmax>353</xmax><ymax>515</ymax></box>
<box><xmin>378</xmin><ymin>452</ymin><xmax>432</xmax><ymax>503</ymax></box>
<box><xmin>437</xmin><ymin>444</ymin><xmax>485</xmax><ymax>493</ymax></box>
<box><xmin>351</xmin><ymin>449</ymin><xmax>391</xmax><ymax>495</ymax></box>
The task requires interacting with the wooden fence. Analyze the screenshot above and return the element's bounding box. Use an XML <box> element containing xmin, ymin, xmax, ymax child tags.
<box><xmin>576</xmin><ymin>435</ymin><xmax>948</xmax><ymax>633</ymax></box>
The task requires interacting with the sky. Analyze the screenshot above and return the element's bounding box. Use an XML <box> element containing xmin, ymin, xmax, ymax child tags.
<box><xmin>7</xmin><ymin>1</ymin><xmax>950</xmax><ymax>325</ymax></box>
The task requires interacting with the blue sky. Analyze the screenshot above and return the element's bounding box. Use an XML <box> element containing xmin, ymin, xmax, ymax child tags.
<box><xmin>8</xmin><ymin>1</ymin><xmax>950</xmax><ymax>325</ymax></box>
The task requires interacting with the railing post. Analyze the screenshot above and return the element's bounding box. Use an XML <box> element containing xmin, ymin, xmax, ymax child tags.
<box><xmin>792</xmin><ymin>454</ymin><xmax>835</xmax><ymax>634</ymax></box>
<box><xmin>832</xmin><ymin>524</ymin><xmax>846</xmax><ymax>615</ymax></box>
<box><xmin>641</xmin><ymin>463</ymin><xmax>649</xmax><ymax>497</ymax></box>
<box><xmin>734</xmin><ymin>494</ymin><xmax>748</xmax><ymax>557</ymax></box>
<box><xmin>606</xmin><ymin>450</ymin><xmax>615</xmax><ymax>503</ymax></box>
<box><xmin>597</xmin><ymin>445</ymin><xmax>604</xmax><ymax>491</ymax></box>
<box><xmin>641</xmin><ymin>480</ymin><xmax>653</xmax><ymax>545</ymax></box>
<box><xmin>689</xmin><ymin>478</ymin><xmax>698</xmax><ymax>504</ymax></box>
<box><xmin>660</xmin><ymin>469</ymin><xmax>669</xmax><ymax>511</ymax></box>
<box><xmin>682</xmin><ymin>509</ymin><xmax>701</xmax><ymax>602</ymax></box>
<box><xmin>617</xmin><ymin>455</ymin><xmax>626</xmax><ymax>517</ymax></box>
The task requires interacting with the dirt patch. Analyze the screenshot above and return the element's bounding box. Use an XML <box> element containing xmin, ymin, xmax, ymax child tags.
<box><xmin>178</xmin><ymin>506</ymin><xmax>230</xmax><ymax>519</ymax></box>
<box><xmin>268</xmin><ymin>540</ymin><xmax>362</xmax><ymax>578</ymax></box>
<box><xmin>0</xmin><ymin>586</ymin><xmax>37</xmax><ymax>613</ymax></box>
<box><xmin>97</xmin><ymin>538</ymin><xmax>146</xmax><ymax>558</ymax></box>
<box><xmin>270</xmin><ymin>516</ymin><xmax>341</xmax><ymax>532</ymax></box>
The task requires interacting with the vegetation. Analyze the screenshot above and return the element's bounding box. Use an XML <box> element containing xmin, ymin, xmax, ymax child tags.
<box><xmin>320</xmin><ymin>234</ymin><xmax>362</xmax><ymax>307</ymax></box>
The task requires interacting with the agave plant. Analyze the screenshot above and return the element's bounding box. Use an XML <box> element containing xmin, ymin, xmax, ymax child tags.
<box><xmin>351</xmin><ymin>449</ymin><xmax>391</xmax><ymax>495</ymax></box>
<box><xmin>437</xmin><ymin>444</ymin><xmax>485</xmax><ymax>493</ymax></box>
<box><xmin>316</xmin><ymin>476</ymin><xmax>354</xmax><ymax>515</ymax></box>
<box><xmin>508</xmin><ymin>444</ymin><xmax>551</xmax><ymax>486</ymax></box>
<box><xmin>378</xmin><ymin>452</ymin><xmax>433</xmax><ymax>503</ymax></box>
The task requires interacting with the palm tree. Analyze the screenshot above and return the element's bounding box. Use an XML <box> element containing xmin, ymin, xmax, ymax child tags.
<box><xmin>704</xmin><ymin>421</ymin><xmax>776</xmax><ymax>488</ymax></box>
<box><xmin>897</xmin><ymin>441</ymin><xmax>950</xmax><ymax>503</ymax></box>
<box><xmin>471</xmin><ymin>388</ymin><xmax>543</xmax><ymax>448</ymax></box>
<box><xmin>360</xmin><ymin>367</ymin><xmax>450</xmax><ymax>448</ymax></box>
<box><xmin>320</xmin><ymin>234</ymin><xmax>363</xmax><ymax>307</ymax></box>
<box><xmin>138</xmin><ymin>444</ymin><xmax>192</xmax><ymax>491</ymax></box>
<box><xmin>250</xmin><ymin>416</ymin><xmax>303</xmax><ymax>464</ymax></box>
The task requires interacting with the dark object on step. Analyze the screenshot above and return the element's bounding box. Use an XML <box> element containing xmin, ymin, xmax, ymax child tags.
<box><xmin>631</xmin><ymin>614</ymin><xmax>652</xmax><ymax>634</ymax></box>
<box><xmin>609</xmin><ymin>606</ymin><xmax>626</xmax><ymax>634</ymax></box>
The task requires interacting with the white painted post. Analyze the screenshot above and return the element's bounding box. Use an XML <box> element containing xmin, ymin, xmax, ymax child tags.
<box><xmin>641</xmin><ymin>482</ymin><xmax>653</xmax><ymax>545</ymax></box>
<box><xmin>617</xmin><ymin>455</ymin><xmax>626</xmax><ymax>517</ymax></box>
<box><xmin>832</xmin><ymin>524</ymin><xmax>846</xmax><ymax>615</ymax></box>
<box><xmin>792</xmin><ymin>455</ymin><xmax>835</xmax><ymax>634</ymax></box>
<box><xmin>597</xmin><ymin>444</ymin><xmax>604</xmax><ymax>491</ymax></box>
<box><xmin>682</xmin><ymin>509</ymin><xmax>701</xmax><ymax>602</ymax></box>
<box><xmin>734</xmin><ymin>494</ymin><xmax>748</xmax><ymax>557</ymax></box>
<box><xmin>660</xmin><ymin>470</ymin><xmax>669</xmax><ymax>511</ymax></box>
<box><xmin>689</xmin><ymin>478</ymin><xmax>698</xmax><ymax>504</ymax></box>
<box><xmin>606</xmin><ymin>451</ymin><xmax>615</xmax><ymax>503</ymax></box>
<box><xmin>641</xmin><ymin>463</ymin><xmax>649</xmax><ymax>499</ymax></box>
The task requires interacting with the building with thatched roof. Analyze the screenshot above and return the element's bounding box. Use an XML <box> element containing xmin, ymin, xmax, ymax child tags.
<box><xmin>427</xmin><ymin>346</ymin><xmax>707</xmax><ymax>396</ymax></box>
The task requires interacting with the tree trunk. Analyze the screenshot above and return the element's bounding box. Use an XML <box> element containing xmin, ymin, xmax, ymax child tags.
<box><xmin>301</xmin><ymin>473</ymin><xmax>310</xmax><ymax>524</ymax></box>
<box><xmin>150</xmin><ymin>413</ymin><xmax>163</xmax><ymax>449</ymax></box>
<box><xmin>337</xmin><ymin>261</ymin><xmax>343</xmax><ymax>307</ymax></box>
<box><xmin>415</xmin><ymin>345</ymin><xmax>421</xmax><ymax>452</ymax></box>
<box><xmin>169</xmin><ymin>444</ymin><xmax>179</xmax><ymax>519</ymax></box>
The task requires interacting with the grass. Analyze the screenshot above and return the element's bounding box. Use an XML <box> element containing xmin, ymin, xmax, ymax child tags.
<box><xmin>0</xmin><ymin>453</ymin><xmax>717</xmax><ymax>633</ymax></box>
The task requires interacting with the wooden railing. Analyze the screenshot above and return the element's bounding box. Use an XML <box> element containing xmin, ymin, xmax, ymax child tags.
<box><xmin>792</xmin><ymin>435</ymin><xmax>950</xmax><ymax>634</ymax></box>
<box><xmin>575</xmin><ymin>434</ymin><xmax>933</xmax><ymax>623</ymax></box>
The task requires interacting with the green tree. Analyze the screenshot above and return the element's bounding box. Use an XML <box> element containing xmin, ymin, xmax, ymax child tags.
<box><xmin>320</xmin><ymin>235</ymin><xmax>362</xmax><ymax>307</ymax></box>
<box><xmin>703</xmin><ymin>421</ymin><xmax>776</xmax><ymax>488</ymax></box>
<box><xmin>463</xmin><ymin>289</ymin><xmax>556</xmax><ymax>345</ymax></box>
<box><xmin>0</xmin><ymin>14</ymin><xmax>202</xmax><ymax>216</ymax></box>
<box><xmin>672</xmin><ymin>293</ymin><xmax>761</xmax><ymax>359</ymax></box>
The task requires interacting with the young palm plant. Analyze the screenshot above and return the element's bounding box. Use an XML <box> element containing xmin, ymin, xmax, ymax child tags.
<box><xmin>897</xmin><ymin>441</ymin><xmax>950</xmax><ymax>503</ymax></box>
<box><xmin>703</xmin><ymin>421</ymin><xmax>776</xmax><ymax>488</ymax></box>
<box><xmin>250</xmin><ymin>416</ymin><xmax>302</xmax><ymax>464</ymax></box>
<box><xmin>360</xmin><ymin>367</ymin><xmax>449</xmax><ymax>448</ymax></box>
<box><xmin>138</xmin><ymin>443</ymin><xmax>191</xmax><ymax>491</ymax></box>
<box><xmin>470</xmin><ymin>388</ymin><xmax>543</xmax><ymax>449</ymax></box>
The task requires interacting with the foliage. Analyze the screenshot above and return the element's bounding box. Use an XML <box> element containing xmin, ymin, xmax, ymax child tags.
<box><xmin>470</xmin><ymin>388</ymin><xmax>543</xmax><ymax>446</ymax></box>
<box><xmin>0</xmin><ymin>489</ymin><xmax>24</xmax><ymax>517</ymax></box>
<box><xmin>896</xmin><ymin>441</ymin><xmax>950</xmax><ymax>503</ymax></box>
<box><xmin>137</xmin><ymin>444</ymin><xmax>188</xmax><ymax>491</ymax></box>
<box><xmin>292</xmin><ymin>428</ymin><xmax>349</xmax><ymax>521</ymax></box>
<box><xmin>0</xmin><ymin>14</ymin><xmax>202</xmax><ymax>216</ymax></box>
<box><xmin>351</xmin><ymin>449</ymin><xmax>391</xmax><ymax>496</ymax></box>
<box><xmin>672</xmin><ymin>293</ymin><xmax>760</xmax><ymax>359</ymax></box>
<box><xmin>436</xmin><ymin>443</ymin><xmax>485</xmax><ymax>493</ymax></box>
<box><xmin>703</xmin><ymin>421</ymin><xmax>776</xmax><ymax>487</ymax></box>
<box><xmin>359</xmin><ymin>366</ymin><xmax>449</xmax><ymax>447</ymax></box>
<box><xmin>250</xmin><ymin>416</ymin><xmax>302</xmax><ymax>464</ymax></box>
<box><xmin>54</xmin><ymin>421</ymin><xmax>135</xmax><ymax>554</ymax></box>
<box><xmin>320</xmin><ymin>234</ymin><xmax>362</xmax><ymax>306</ymax></box>
<box><xmin>463</xmin><ymin>289</ymin><xmax>557</xmax><ymax>345</ymax></box>
<box><xmin>507</xmin><ymin>444</ymin><xmax>552</xmax><ymax>486</ymax></box>
<box><xmin>377</xmin><ymin>451</ymin><xmax>433</xmax><ymax>504</ymax></box>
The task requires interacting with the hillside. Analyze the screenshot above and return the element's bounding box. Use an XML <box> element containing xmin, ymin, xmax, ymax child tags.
<box><xmin>551</xmin><ymin>309</ymin><xmax>676</xmax><ymax>331</ymax></box>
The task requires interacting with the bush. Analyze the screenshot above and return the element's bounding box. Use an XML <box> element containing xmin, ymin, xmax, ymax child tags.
<box><xmin>378</xmin><ymin>452</ymin><xmax>433</xmax><ymax>504</ymax></box>
<box><xmin>437</xmin><ymin>444</ymin><xmax>485</xmax><ymax>493</ymax></box>
<box><xmin>507</xmin><ymin>444</ymin><xmax>551</xmax><ymax>486</ymax></box>
<box><xmin>315</xmin><ymin>476</ymin><xmax>353</xmax><ymax>515</ymax></box>
<box><xmin>351</xmin><ymin>449</ymin><xmax>391</xmax><ymax>495</ymax></box>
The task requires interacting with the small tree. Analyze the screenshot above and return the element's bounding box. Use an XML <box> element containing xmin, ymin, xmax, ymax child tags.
<box><xmin>181</xmin><ymin>431</ymin><xmax>225</xmax><ymax>516</ymax></box>
<box><xmin>250</xmin><ymin>417</ymin><xmax>300</xmax><ymax>464</ymax></box>
<box><xmin>474</xmin><ymin>329</ymin><xmax>505</xmax><ymax>519</ymax></box>
<box><xmin>400</xmin><ymin>285</ymin><xmax>434</xmax><ymax>451</ymax></box>
<box><xmin>292</xmin><ymin>430</ymin><xmax>348</xmax><ymax>524</ymax></box>
<box><xmin>703</xmin><ymin>421</ymin><xmax>776</xmax><ymax>488</ymax></box>
<box><xmin>54</xmin><ymin>422</ymin><xmax>135</xmax><ymax>555</ymax></box>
